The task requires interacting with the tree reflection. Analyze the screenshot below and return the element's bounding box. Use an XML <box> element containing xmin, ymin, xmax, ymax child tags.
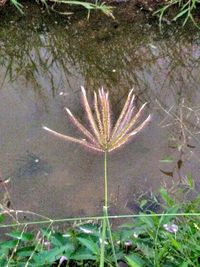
<box><xmin>0</xmin><ymin>13</ymin><xmax>200</xmax><ymax>110</ymax></box>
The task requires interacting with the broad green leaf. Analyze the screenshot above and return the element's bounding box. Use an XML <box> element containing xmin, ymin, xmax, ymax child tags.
<box><xmin>71</xmin><ymin>247</ymin><xmax>97</xmax><ymax>260</ymax></box>
<box><xmin>6</xmin><ymin>231</ymin><xmax>33</xmax><ymax>241</ymax></box>
<box><xmin>50</xmin><ymin>232</ymin><xmax>68</xmax><ymax>246</ymax></box>
<box><xmin>33</xmin><ymin>243</ymin><xmax>74</xmax><ymax>264</ymax></box>
<box><xmin>33</xmin><ymin>247</ymin><xmax>64</xmax><ymax>264</ymax></box>
<box><xmin>125</xmin><ymin>254</ymin><xmax>145</xmax><ymax>267</ymax></box>
<box><xmin>139</xmin><ymin>213</ymin><xmax>154</xmax><ymax>228</ymax></box>
<box><xmin>180</xmin><ymin>262</ymin><xmax>188</xmax><ymax>267</ymax></box>
<box><xmin>78</xmin><ymin>223</ymin><xmax>100</xmax><ymax>236</ymax></box>
<box><xmin>16</xmin><ymin>246</ymin><xmax>36</xmax><ymax>257</ymax></box>
<box><xmin>116</xmin><ymin>228</ymin><xmax>135</xmax><ymax>242</ymax></box>
<box><xmin>0</xmin><ymin>240</ymin><xmax>18</xmax><ymax>249</ymax></box>
<box><xmin>77</xmin><ymin>237</ymin><xmax>99</xmax><ymax>254</ymax></box>
<box><xmin>0</xmin><ymin>259</ymin><xmax>7</xmax><ymax>266</ymax></box>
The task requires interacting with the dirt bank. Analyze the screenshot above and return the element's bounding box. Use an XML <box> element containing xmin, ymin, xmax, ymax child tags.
<box><xmin>0</xmin><ymin>0</ymin><xmax>165</xmax><ymax>13</ymax></box>
<box><xmin>0</xmin><ymin>0</ymin><xmax>168</xmax><ymax>27</ymax></box>
<box><xmin>4</xmin><ymin>0</ymin><xmax>199</xmax><ymax>28</ymax></box>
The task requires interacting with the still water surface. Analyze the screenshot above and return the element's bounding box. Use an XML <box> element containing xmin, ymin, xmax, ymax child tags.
<box><xmin>1</xmin><ymin>11</ymin><xmax>200</xmax><ymax>219</ymax></box>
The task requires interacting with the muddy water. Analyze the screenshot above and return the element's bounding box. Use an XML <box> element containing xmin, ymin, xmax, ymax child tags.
<box><xmin>1</xmin><ymin>10</ymin><xmax>200</xmax><ymax>219</ymax></box>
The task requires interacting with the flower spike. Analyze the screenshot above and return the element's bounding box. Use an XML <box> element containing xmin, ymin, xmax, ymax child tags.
<box><xmin>43</xmin><ymin>87</ymin><xmax>150</xmax><ymax>152</ymax></box>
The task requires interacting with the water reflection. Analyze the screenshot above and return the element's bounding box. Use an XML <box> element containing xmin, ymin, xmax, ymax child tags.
<box><xmin>0</xmin><ymin>13</ymin><xmax>200</xmax><ymax>218</ymax></box>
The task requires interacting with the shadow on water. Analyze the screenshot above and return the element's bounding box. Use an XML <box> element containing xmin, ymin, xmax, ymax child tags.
<box><xmin>1</xmin><ymin>7</ymin><xmax>200</xmax><ymax>219</ymax></box>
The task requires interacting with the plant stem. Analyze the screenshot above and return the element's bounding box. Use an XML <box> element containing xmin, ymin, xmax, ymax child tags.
<box><xmin>104</xmin><ymin>149</ymin><xmax>108</xmax><ymax>208</ymax></box>
<box><xmin>100</xmin><ymin>150</ymin><xmax>108</xmax><ymax>267</ymax></box>
<box><xmin>100</xmin><ymin>150</ymin><xmax>118</xmax><ymax>267</ymax></box>
<box><xmin>105</xmin><ymin>209</ymin><xmax>118</xmax><ymax>267</ymax></box>
<box><xmin>100</xmin><ymin>207</ymin><xmax>107</xmax><ymax>267</ymax></box>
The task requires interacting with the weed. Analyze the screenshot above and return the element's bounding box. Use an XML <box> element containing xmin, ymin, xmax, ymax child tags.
<box><xmin>43</xmin><ymin>87</ymin><xmax>150</xmax><ymax>266</ymax></box>
<box><xmin>6</xmin><ymin>0</ymin><xmax>114</xmax><ymax>19</ymax></box>
<box><xmin>43</xmin><ymin>87</ymin><xmax>150</xmax><ymax>153</ymax></box>
<box><xmin>154</xmin><ymin>0</ymin><xmax>200</xmax><ymax>28</ymax></box>
<box><xmin>1</xmin><ymin>181</ymin><xmax>200</xmax><ymax>266</ymax></box>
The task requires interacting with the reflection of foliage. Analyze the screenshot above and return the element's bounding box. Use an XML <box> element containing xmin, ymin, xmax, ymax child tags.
<box><xmin>1</xmin><ymin>11</ymin><xmax>200</xmax><ymax>106</ymax></box>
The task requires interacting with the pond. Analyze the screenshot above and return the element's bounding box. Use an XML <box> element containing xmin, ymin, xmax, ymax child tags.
<box><xmin>1</xmin><ymin>6</ymin><xmax>200</xmax><ymax>220</ymax></box>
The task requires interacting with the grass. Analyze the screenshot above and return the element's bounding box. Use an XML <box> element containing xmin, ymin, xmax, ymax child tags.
<box><xmin>1</xmin><ymin>181</ymin><xmax>200</xmax><ymax>266</ymax></box>
<box><xmin>7</xmin><ymin>0</ymin><xmax>114</xmax><ymax>19</ymax></box>
<box><xmin>43</xmin><ymin>87</ymin><xmax>150</xmax><ymax>267</ymax></box>
<box><xmin>5</xmin><ymin>0</ymin><xmax>200</xmax><ymax>27</ymax></box>
<box><xmin>154</xmin><ymin>0</ymin><xmax>200</xmax><ymax>27</ymax></box>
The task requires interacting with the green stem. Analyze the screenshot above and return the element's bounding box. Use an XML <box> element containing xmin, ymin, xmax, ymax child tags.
<box><xmin>100</xmin><ymin>150</ymin><xmax>108</xmax><ymax>267</ymax></box>
<box><xmin>100</xmin><ymin>213</ymin><xmax>106</xmax><ymax>267</ymax></box>
<box><xmin>3</xmin><ymin>213</ymin><xmax>200</xmax><ymax>228</ymax></box>
<box><xmin>104</xmin><ymin>149</ymin><xmax>108</xmax><ymax>208</ymax></box>
<box><xmin>105</xmin><ymin>208</ymin><xmax>118</xmax><ymax>267</ymax></box>
<box><xmin>154</xmin><ymin>214</ymin><xmax>164</xmax><ymax>267</ymax></box>
<box><xmin>100</xmin><ymin>150</ymin><xmax>118</xmax><ymax>267</ymax></box>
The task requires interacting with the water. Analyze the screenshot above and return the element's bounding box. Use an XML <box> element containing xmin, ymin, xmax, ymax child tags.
<box><xmin>1</xmin><ymin>7</ymin><xmax>200</xmax><ymax>220</ymax></box>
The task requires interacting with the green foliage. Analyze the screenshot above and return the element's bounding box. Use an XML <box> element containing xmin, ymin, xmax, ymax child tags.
<box><xmin>50</xmin><ymin>0</ymin><xmax>114</xmax><ymax>19</ymax></box>
<box><xmin>1</xmin><ymin>182</ymin><xmax>200</xmax><ymax>266</ymax></box>
<box><xmin>10</xmin><ymin>0</ymin><xmax>24</xmax><ymax>13</ymax></box>
<box><xmin>154</xmin><ymin>0</ymin><xmax>200</xmax><ymax>27</ymax></box>
<box><xmin>125</xmin><ymin>254</ymin><xmax>146</xmax><ymax>267</ymax></box>
<box><xmin>8</xmin><ymin>0</ymin><xmax>114</xmax><ymax>19</ymax></box>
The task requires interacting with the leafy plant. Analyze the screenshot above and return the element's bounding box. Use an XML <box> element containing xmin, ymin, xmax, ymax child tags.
<box><xmin>1</xmin><ymin>183</ymin><xmax>200</xmax><ymax>266</ymax></box>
